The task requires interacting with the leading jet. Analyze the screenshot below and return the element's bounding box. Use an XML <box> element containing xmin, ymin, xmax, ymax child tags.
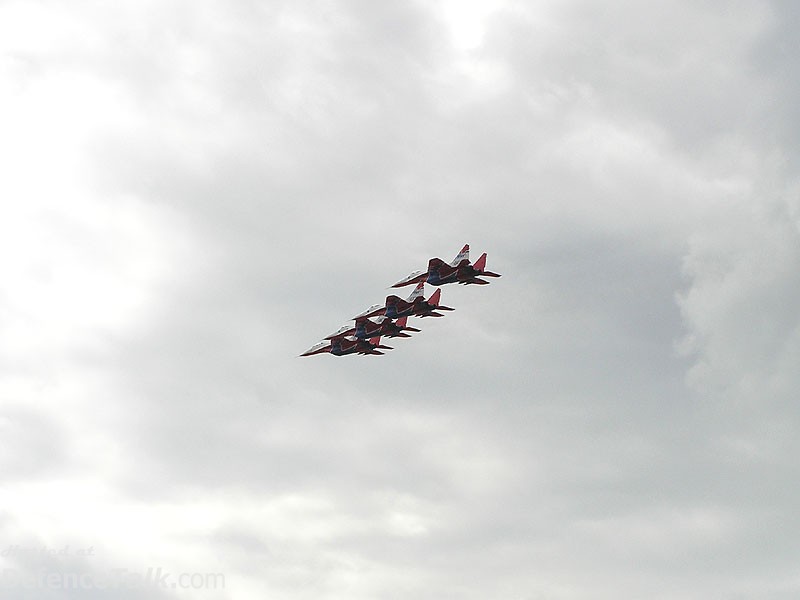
<box><xmin>391</xmin><ymin>244</ymin><xmax>501</xmax><ymax>287</ymax></box>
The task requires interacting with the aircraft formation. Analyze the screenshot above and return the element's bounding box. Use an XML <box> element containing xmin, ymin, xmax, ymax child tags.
<box><xmin>300</xmin><ymin>244</ymin><xmax>501</xmax><ymax>357</ymax></box>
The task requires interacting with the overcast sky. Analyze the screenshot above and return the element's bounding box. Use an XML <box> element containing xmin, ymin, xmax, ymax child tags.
<box><xmin>2</xmin><ymin>1</ymin><xmax>799</xmax><ymax>599</ymax></box>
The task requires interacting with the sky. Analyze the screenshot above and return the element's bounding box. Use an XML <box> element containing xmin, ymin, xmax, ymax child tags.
<box><xmin>1</xmin><ymin>1</ymin><xmax>799</xmax><ymax>598</ymax></box>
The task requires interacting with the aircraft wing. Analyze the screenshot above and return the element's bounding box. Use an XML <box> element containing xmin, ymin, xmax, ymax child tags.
<box><xmin>352</xmin><ymin>303</ymin><xmax>385</xmax><ymax>319</ymax></box>
<box><xmin>324</xmin><ymin>324</ymin><xmax>355</xmax><ymax>340</ymax></box>
<box><xmin>390</xmin><ymin>270</ymin><xmax>426</xmax><ymax>288</ymax></box>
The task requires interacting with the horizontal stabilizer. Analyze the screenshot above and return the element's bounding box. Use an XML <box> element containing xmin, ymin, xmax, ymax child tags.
<box><xmin>471</xmin><ymin>252</ymin><xmax>500</xmax><ymax>280</ymax></box>
<box><xmin>397</xmin><ymin>316</ymin><xmax>418</xmax><ymax>331</ymax></box>
<box><xmin>370</xmin><ymin>336</ymin><xmax>393</xmax><ymax>351</ymax></box>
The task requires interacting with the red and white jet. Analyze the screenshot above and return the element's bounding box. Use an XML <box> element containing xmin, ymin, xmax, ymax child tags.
<box><xmin>354</xmin><ymin>282</ymin><xmax>454</xmax><ymax>320</ymax></box>
<box><xmin>391</xmin><ymin>244</ymin><xmax>501</xmax><ymax>288</ymax></box>
<box><xmin>324</xmin><ymin>316</ymin><xmax>420</xmax><ymax>341</ymax></box>
<box><xmin>300</xmin><ymin>335</ymin><xmax>392</xmax><ymax>357</ymax></box>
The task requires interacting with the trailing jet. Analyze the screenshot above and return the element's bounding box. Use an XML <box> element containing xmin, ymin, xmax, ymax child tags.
<box><xmin>300</xmin><ymin>336</ymin><xmax>392</xmax><ymax>357</ymax></box>
<box><xmin>354</xmin><ymin>282</ymin><xmax>454</xmax><ymax>320</ymax></box>
<box><xmin>391</xmin><ymin>244</ymin><xmax>501</xmax><ymax>287</ymax></box>
<box><xmin>324</xmin><ymin>316</ymin><xmax>420</xmax><ymax>342</ymax></box>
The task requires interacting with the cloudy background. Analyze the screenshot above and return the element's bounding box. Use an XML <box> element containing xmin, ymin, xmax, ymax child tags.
<box><xmin>2</xmin><ymin>0</ymin><xmax>799</xmax><ymax>598</ymax></box>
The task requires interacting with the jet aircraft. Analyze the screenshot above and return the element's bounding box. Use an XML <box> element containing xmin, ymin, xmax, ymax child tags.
<box><xmin>354</xmin><ymin>282</ymin><xmax>454</xmax><ymax>320</ymax></box>
<box><xmin>300</xmin><ymin>244</ymin><xmax>497</xmax><ymax>357</ymax></box>
<box><xmin>300</xmin><ymin>335</ymin><xmax>392</xmax><ymax>357</ymax></box>
<box><xmin>391</xmin><ymin>244</ymin><xmax>501</xmax><ymax>287</ymax></box>
<box><xmin>324</xmin><ymin>316</ymin><xmax>420</xmax><ymax>341</ymax></box>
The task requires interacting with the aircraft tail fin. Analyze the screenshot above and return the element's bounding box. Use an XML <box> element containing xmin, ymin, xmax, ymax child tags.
<box><xmin>473</xmin><ymin>252</ymin><xmax>500</xmax><ymax>278</ymax></box>
<box><xmin>407</xmin><ymin>282</ymin><xmax>425</xmax><ymax>301</ymax></box>
<box><xmin>370</xmin><ymin>336</ymin><xmax>393</xmax><ymax>351</ymax></box>
<box><xmin>451</xmin><ymin>244</ymin><xmax>470</xmax><ymax>266</ymax></box>
<box><xmin>428</xmin><ymin>288</ymin><xmax>454</xmax><ymax>312</ymax></box>
<box><xmin>396</xmin><ymin>316</ymin><xmax>421</xmax><ymax>333</ymax></box>
<box><xmin>473</xmin><ymin>252</ymin><xmax>487</xmax><ymax>272</ymax></box>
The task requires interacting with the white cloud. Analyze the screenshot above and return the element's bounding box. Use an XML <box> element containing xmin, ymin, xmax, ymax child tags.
<box><xmin>679</xmin><ymin>191</ymin><xmax>800</xmax><ymax>403</ymax></box>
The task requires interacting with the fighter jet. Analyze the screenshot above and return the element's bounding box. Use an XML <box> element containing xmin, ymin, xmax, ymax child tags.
<box><xmin>391</xmin><ymin>244</ymin><xmax>501</xmax><ymax>287</ymax></box>
<box><xmin>354</xmin><ymin>282</ymin><xmax>454</xmax><ymax>320</ymax></box>
<box><xmin>357</xmin><ymin>315</ymin><xmax>420</xmax><ymax>338</ymax></box>
<box><xmin>300</xmin><ymin>245</ymin><xmax>501</xmax><ymax>357</ymax></box>
<box><xmin>324</xmin><ymin>316</ymin><xmax>420</xmax><ymax>341</ymax></box>
<box><xmin>300</xmin><ymin>336</ymin><xmax>392</xmax><ymax>357</ymax></box>
<box><xmin>449</xmin><ymin>252</ymin><xmax>502</xmax><ymax>285</ymax></box>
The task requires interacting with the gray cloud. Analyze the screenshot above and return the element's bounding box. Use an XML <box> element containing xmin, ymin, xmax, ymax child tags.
<box><xmin>2</xmin><ymin>1</ymin><xmax>800</xmax><ymax>598</ymax></box>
